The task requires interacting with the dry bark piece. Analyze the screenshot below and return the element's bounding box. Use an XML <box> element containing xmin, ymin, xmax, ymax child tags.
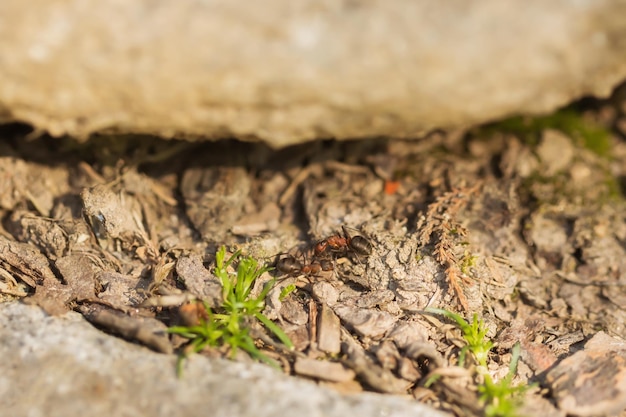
<box><xmin>497</xmin><ymin>317</ymin><xmax>544</xmax><ymax>350</ymax></box>
<box><xmin>78</xmin><ymin>304</ymin><xmax>172</xmax><ymax>354</ymax></box>
<box><xmin>294</xmin><ymin>357</ymin><xmax>356</xmax><ymax>383</ymax></box>
<box><xmin>282</xmin><ymin>323</ymin><xmax>310</xmax><ymax>352</ymax></box>
<box><xmin>340</xmin><ymin>328</ymin><xmax>411</xmax><ymax>394</ymax></box>
<box><xmin>546</xmin><ymin>332</ymin><xmax>626</xmax><ymax>417</ymax></box>
<box><xmin>6</xmin><ymin>210</ymin><xmax>68</xmax><ymax>259</ymax></box>
<box><xmin>180</xmin><ymin>166</ymin><xmax>251</xmax><ymax>242</ymax></box>
<box><xmin>119</xmin><ymin>170</ymin><xmax>180</xmax><ymax>246</ymax></box>
<box><xmin>333</xmin><ymin>305</ymin><xmax>398</xmax><ymax>339</ymax></box>
<box><xmin>279</xmin><ymin>297</ymin><xmax>308</xmax><ymax>326</ymax></box>
<box><xmin>25</xmin><ymin>254</ymin><xmax>104</xmax><ymax>315</ymax></box>
<box><xmin>525</xmin><ymin>214</ymin><xmax>569</xmax><ymax>258</ymax></box>
<box><xmin>97</xmin><ymin>271</ymin><xmax>151</xmax><ymax>309</ymax></box>
<box><xmin>602</xmin><ymin>284</ymin><xmax>626</xmax><ymax>308</ymax></box>
<box><xmin>0</xmin><ymin>235</ymin><xmax>57</xmax><ymax>287</ymax></box>
<box><xmin>373</xmin><ymin>340</ymin><xmax>401</xmax><ymax>370</ymax></box>
<box><xmin>359</xmin><ymin>229</ymin><xmax>441</xmax><ymax>312</ymax></box>
<box><xmin>121</xmin><ymin>169</ymin><xmax>178</xmax><ymax>207</ymax></box>
<box><xmin>231</xmin><ymin>202</ymin><xmax>281</xmax><ymax>236</ymax></box>
<box><xmin>0</xmin><ymin>157</ymin><xmax>70</xmax><ymax>215</ymax></box>
<box><xmin>0</xmin><ymin>267</ymin><xmax>28</xmax><ymax>297</ymax></box>
<box><xmin>317</xmin><ymin>303</ymin><xmax>341</xmax><ymax>355</ymax></box>
<box><xmin>388</xmin><ymin>321</ymin><xmax>430</xmax><ymax>349</ymax></box>
<box><xmin>175</xmin><ymin>255</ymin><xmax>222</xmax><ymax>308</ymax></box>
<box><xmin>481</xmin><ymin>256</ymin><xmax>521</xmax><ymax>301</ymax></box>
<box><xmin>496</xmin><ymin>316</ymin><xmax>561</xmax><ymax>373</ymax></box>
<box><xmin>55</xmin><ymin>254</ymin><xmax>100</xmax><ymax>301</ymax></box>
<box><xmin>81</xmin><ymin>184</ymin><xmax>157</xmax><ymax>258</ymax></box>
<box><xmin>25</xmin><ymin>283</ymin><xmax>72</xmax><ymax>315</ymax></box>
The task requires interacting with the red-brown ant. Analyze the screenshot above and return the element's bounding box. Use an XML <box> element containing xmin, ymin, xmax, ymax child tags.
<box><xmin>276</xmin><ymin>254</ymin><xmax>333</xmax><ymax>277</ymax></box>
<box><xmin>314</xmin><ymin>226</ymin><xmax>372</xmax><ymax>258</ymax></box>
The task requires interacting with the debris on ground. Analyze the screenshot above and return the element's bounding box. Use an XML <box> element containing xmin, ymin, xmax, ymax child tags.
<box><xmin>2</xmin><ymin>91</ymin><xmax>626</xmax><ymax>416</ymax></box>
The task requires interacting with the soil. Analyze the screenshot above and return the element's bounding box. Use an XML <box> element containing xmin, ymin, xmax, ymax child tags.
<box><xmin>2</xmin><ymin>88</ymin><xmax>626</xmax><ymax>417</ymax></box>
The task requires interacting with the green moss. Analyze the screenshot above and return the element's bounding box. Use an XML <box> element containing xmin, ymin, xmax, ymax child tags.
<box><xmin>478</xmin><ymin>109</ymin><xmax>612</xmax><ymax>158</ymax></box>
<box><xmin>460</xmin><ymin>251</ymin><xmax>478</xmax><ymax>275</ymax></box>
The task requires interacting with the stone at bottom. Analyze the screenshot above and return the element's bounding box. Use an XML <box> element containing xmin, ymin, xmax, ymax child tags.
<box><xmin>0</xmin><ymin>302</ymin><xmax>447</xmax><ymax>417</ymax></box>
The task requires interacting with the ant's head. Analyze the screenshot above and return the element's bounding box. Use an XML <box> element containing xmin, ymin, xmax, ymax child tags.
<box><xmin>276</xmin><ymin>254</ymin><xmax>303</xmax><ymax>275</ymax></box>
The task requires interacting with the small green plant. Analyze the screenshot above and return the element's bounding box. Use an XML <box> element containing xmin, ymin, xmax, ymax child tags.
<box><xmin>460</xmin><ymin>251</ymin><xmax>479</xmax><ymax>275</ymax></box>
<box><xmin>279</xmin><ymin>284</ymin><xmax>297</xmax><ymax>301</ymax></box>
<box><xmin>426</xmin><ymin>308</ymin><xmax>531</xmax><ymax>417</ymax></box>
<box><xmin>427</xmin><ymin>308</ymin><xmax>493</xmax><ymax>367</ymax></box>
<box><xmin>169</xmin><ymin>247</ymin><xmax>293</xmax><ymax>374</ymax></box>
<box><xmin>479</xmin><ymin>344</ymin><xmax>530</xmax><ymax>417</ymax></box>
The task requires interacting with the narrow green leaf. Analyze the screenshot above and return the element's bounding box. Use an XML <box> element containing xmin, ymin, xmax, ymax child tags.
<box><xmin>255</xmin><ymin>312</ymin><xmax>294</xmax><ymax>349</ymax></box>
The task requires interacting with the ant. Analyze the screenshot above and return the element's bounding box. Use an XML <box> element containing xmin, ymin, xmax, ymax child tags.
<box><xmin>314</xmin><ymin>226</ymin><xmax>372</xmax><ymax>258</ymax></box>
<box><xmin>275</xmin><ymin>254</ymin><xmax>333</xmax><ymax>277</ymax></box>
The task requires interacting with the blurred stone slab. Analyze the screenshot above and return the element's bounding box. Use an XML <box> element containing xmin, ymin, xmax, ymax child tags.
<box><xmin>0</xmin><ymin>0</ymin><xmax>625</xmax><ymax>147</ymax></box>
<box><xmin>546</xmin><ymin>332</ymin><xmax>626</xmax><ymax>417</ymax></box>
<box><xmin>0</xmin><ymin>302</ymin><xmax>447</xmax><ymax>417</ymax></box>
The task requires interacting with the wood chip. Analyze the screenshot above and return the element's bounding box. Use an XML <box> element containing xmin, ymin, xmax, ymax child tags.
<box><xmin>317</xmin><ymin>303</ymin><xmax>341</xmax><ymax>354</ymax></box>
<box><xmin>318</xmin><ymin>380</ymin><xmax>364</xmax><ymax>395</ymax></box>
<box><xmin>294</xmin><ymin>357</ymin><xmax>356</xmax><ymax>383</ymax></box>
<box><xmin>279</xmin><ymin>297</ymin><xmax>309</xmax><ymax>325</ymax></box>
<box><xmin>55</xmin><ymin>254</ymin><xmax>99</xmax><ymax>301</ymax></box>
<box><xmin>388</xmin><ymin>321</ymin><xmax>430</xmax><ymax>349</ymax></box>
<box><xmin>175</xmin><ymin>255</ymin><xmax>222</xmax><ymax>308</ymax></box>
<box><xmin>78</xmin><ymin>304</ymin><xmax>173</xmax><ymax>354</ymax></box>
<box><xmin>341</xmin><ymin>328</ymin><xmax>411</xmax><ymax>394</ymax></box>
<box><xmin>97</xmin><ymin>271</ymin><xmax>151</xmax><ymax>309</ymax></box>
<box><xmin>0</xmin><ymin>236</ymin><xmax>57</xmax><ymax>287</ymax></box>
<box><xmin>546</xmin><ymin>332</ymin><xmax>626</xmax><ymax>417</ymax></box>
<box><xmin>231</xmin><ymin>202</ymin><xmax>280</xmax><ymax>236</ymax></box>
<box><xmin>283</xmin><ymin>323</ymin><xmax>310</xmax><ymax>352</ymax></box>
<box><xmin>333</xmin><ymin>305</ymin><xmax>398</xmax><ymax>339</ymax></box>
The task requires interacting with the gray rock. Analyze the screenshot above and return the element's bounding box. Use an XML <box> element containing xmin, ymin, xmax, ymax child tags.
<box><xmin>546</xmin><ymin>332</ymin><xmax>626</xmax><ymax>417</ymax></box>
<box><xmin>0</xmin><ymin>302</ymin><xmax>449</xmax><ymax>417</ymax></box>
<box><xmin>0</xmin><ymin>0</ymin><xmax>625</xmax><ymax>147</ymax></box>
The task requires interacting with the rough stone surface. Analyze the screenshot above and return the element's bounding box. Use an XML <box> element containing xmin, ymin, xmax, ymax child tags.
<box><xmin>0</xmin><ymin>302</ymin><xmax>448</xmax><ymax>417</ymax></box>
<box><xmin>0</xmin><ymin>0</ymin><xmax>625</xmax><ymax>147</ymax></box>
<box><xmin>546</xmin><ymin>332</ymin><xmax>626</xmax><ymax>417</ymax></box>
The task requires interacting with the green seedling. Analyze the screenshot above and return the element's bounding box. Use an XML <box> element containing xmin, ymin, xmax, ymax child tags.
<box><xmin>169</xmin><ymin>246</ymin><xmax>293</xmax><ymax>375</ymax></box>
<box><xmin>460</xmin><ymin>251</ymin><xmax>479</xmax><ymax>275</ymax></box>
<box><xmin>279</xmin><ymin>284</ymin><xmax>297</xmax><ymax>301</ymax></box>
<box><xmin>427</xmin><ymin>308</ymin><xmax>493</xmax><ymax>367</ymax></box>
<box><xmin>479</xmin><ymin>344</ymin><xmax>531</xmax><ymax>417</ymax></box>
<box><xmin>426</xmin><ymin>308</ymin><xmax>531</xmax><ymax>417</ymax></box>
